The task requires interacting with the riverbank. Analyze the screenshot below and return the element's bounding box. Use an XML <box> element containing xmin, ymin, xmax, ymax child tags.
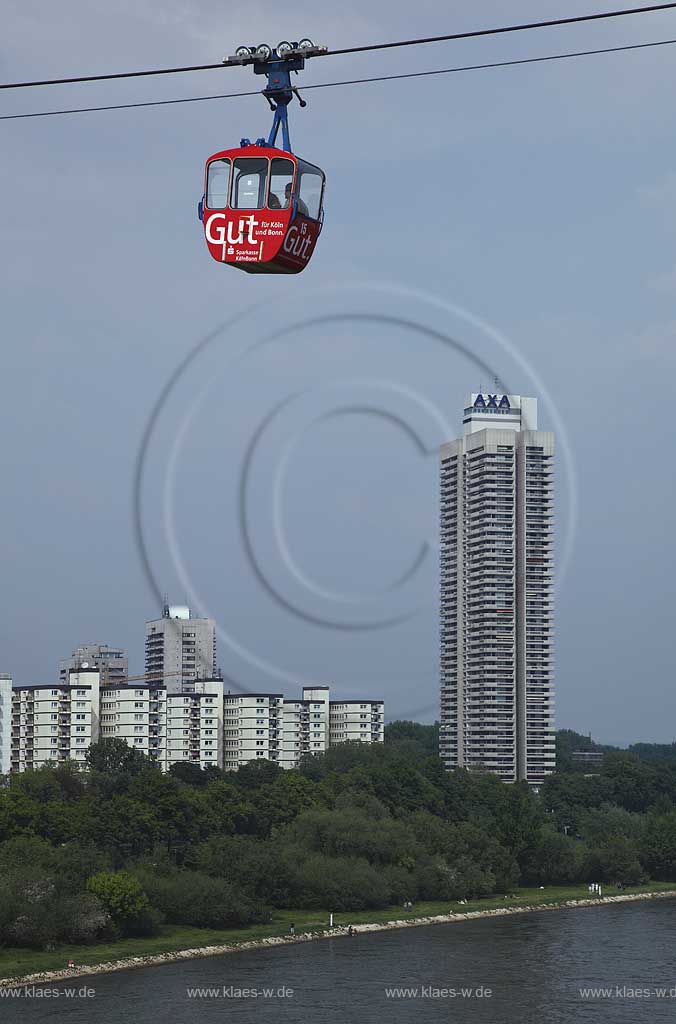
<box><xmin>1</xmin><ymin>883</ymin><xmax>675</xmax><ymax>989</ymax></box>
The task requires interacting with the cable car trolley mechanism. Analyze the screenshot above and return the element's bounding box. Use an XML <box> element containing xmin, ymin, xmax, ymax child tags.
<box><xmin>198</xmin><ymin>39</ymin><xmax>327</xmax><ymax>274</ymax></box>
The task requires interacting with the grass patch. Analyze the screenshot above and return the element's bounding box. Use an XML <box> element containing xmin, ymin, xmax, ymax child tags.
<box><xmin>0</xmin><ymin>883</ymin><xmax>674</xmax><ymax>981</ymax></box>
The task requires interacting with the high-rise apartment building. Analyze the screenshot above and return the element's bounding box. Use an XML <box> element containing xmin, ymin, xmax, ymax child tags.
<box><xmin>59</xmin><ymin>644</ymin><xmax>128</xmax><ymax>686</ymax></box>
<box><xmin>145</xmin><ymin>605</ymin><xmax>217</xmax><ymax>693</ymax></box>
<box><xmin>439</xmin><ymin>393</ymin><xmax>555</xmax><ymax>785</ymax></box>
<box><xmin>0</xmin><ymin>675</ymin><xmax>12</xmax><ymax>775</ymax></box>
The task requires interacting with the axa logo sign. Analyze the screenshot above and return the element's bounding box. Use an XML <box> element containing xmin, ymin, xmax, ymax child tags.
<box><xmin>474</xmin><ymin>394</ymin><xmax>511</xmax><ymax>409</ymax></box>
<box><xmin>205</xmin><ymin>214</ymin><xmax>259</xmax><ymax>259</ymax></box>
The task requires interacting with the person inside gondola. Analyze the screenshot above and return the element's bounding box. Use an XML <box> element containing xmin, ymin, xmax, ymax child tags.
<box><xmin>284</xmin><ymin>181</ymin><xmax>309</xmax><ymax>217</ymax></box>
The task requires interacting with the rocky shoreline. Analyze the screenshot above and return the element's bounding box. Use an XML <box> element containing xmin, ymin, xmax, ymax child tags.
<box><xmin>2</xmin><ymin>889</ymin><xmax>675</xmax><ymax>990</ymax></box>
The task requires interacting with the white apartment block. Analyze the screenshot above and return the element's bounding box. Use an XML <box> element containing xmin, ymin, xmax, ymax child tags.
<box><xmin>100</xmin><ymin>683</ymin><xmax>162</xmax><ymax>757</ymax></box>
<box><xmin>223</xmin><ymin>687</ymin><xmax>384</xmax><ymax>771</ymax></box>
<box><xmin>282</xmin><ymin>686</ymin><xmax>331</xmax><ymax>768</ymax></box>
<box><xmin>223</xmin><ymin>692</ymin><xmax>284</xmax><ymax>770</ymax></box>
<box><xmin>99</xmin><ymin>678</ymin><xmax>224</xmax><ymax>770</ymax></box>
<box><xmin>439</xmin><ymin>394</ymin><xmax>555</xmax><ymax>786</ymax></box>
<box><xmin>145</xmin><ymin>605</ymin><xmax>217</xmax><ymax>693</ymax></box>
<box><xmin>4</xmin><ymin>674</ymin><xmax>383</xmax><ymax>774</ymax></box>
<box><xmin>165</xmin><ymin>683</ymin><xmax>224</xmax><ymax>769</ymax></box>
<box><xmin>11</xmin><ymin>668</ymin><xmax>100</xmax><ymax>772</ymax></box>
<box><xmin>329</xmin><ymin>699</ymin><xmax>385</xmax><ymax>746</ymax></box>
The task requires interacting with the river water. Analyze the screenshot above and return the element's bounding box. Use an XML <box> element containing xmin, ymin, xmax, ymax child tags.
<box><xmin>4</xmin><ymin>901</ymin><xmax>676</xmax><ymax>1023</ymax></box>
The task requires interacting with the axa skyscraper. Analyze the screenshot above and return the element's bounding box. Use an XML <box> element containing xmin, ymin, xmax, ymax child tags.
<box><xmin>439</xmin><ymin>394</ymin><xmax>555</xmax><ymax>785</ymax></box>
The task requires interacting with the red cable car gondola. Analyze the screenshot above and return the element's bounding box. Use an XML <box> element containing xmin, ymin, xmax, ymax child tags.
<box><xmin>198</xmin><ymin>41</ymin><xmax>326</xmax><ymax>274</ymax></box>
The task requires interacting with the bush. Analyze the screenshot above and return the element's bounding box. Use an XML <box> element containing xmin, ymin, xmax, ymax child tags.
<box><xmin>589</xmin><ymin>836</ymin><xmax>645</xmax><ymax>886</ymax></box>
<box><xmin>639</xmin><ymin>814</ymin><xmax>676</xmax><ymax>880</ymax></box>
<box><xmin>61</xmin><ymin>893</ymin><xmax>112</xmax><ymax>943</ymax></box>
<box><xmin>518</xmin><ymin>828</ymin><xmax>584</xmax><ymax>885</ymax></box>
<box><xmin>284</xmin><ymin>852</ymin><xmax>392</xmax><ymax>911</ymax></box>
<box><xmin>137</xmin><ymin>870</ymin><xmax>260</xmax><ymax>929</ymax></box>
<box><xmin>0</xmin><ymin>877</ymin><xmax>111</xmax><ymax>948</ymax></box>
<box><xmin>122</xmin><ymin>905</ymin><xmax>164</xmax><ymax>937</ymax></box>
<box><xmin>87</xmin><ymin>871</ymin><xmax>150</xmax><ymax>931</ymax></box>
<box><xmin>189</xmin><ymin>836</ymin><xmax>293</xmax><ymax>905</ymax></box>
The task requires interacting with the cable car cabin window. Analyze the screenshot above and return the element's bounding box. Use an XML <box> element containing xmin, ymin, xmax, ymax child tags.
<box><xmin>232</xmin><ymin>158</ymin><xmax>268</xmax><ymax>209</ymax></box>
<box><xmin>206</xmin><ymin>158</ymin><xmax>231</xmax><ymax>209</ymax></box>
<box><xmin>297</xmin><ymin>162</ymin><xmax>324</xmax><ymax>220</ymax></box>
<box><xmin>268</xmin><ymin>157</ymin><xmax>295</xmax><ymax>210</ymax></box>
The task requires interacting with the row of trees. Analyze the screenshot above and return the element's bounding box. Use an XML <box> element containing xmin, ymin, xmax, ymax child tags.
<box><xmin>1</xmin><ymin>729</ymin><xmax>676</xmax><ymax>950</ymax></box>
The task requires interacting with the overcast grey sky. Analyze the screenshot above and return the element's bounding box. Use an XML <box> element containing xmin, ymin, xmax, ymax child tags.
<box><xmin>1</xmin><ymin>0</ymin><xmax>675</xmax><ymax>744</ymax></box>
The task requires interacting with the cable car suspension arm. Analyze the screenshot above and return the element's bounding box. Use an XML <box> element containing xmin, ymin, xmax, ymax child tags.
<box><xmin>239</xmin><ymin>41</ymin><xmax>320</xmax><ymax>152</ymax></box>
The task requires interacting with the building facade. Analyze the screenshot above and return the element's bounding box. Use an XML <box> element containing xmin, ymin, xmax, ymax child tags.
<box><xmin>5</xmin><ymin>675</ymin><xmax>383</xmax><ymax>774</ymax></box>
<box><xmin>329</xmin><ymin>698</ymin><xmax>385</xmax><ymax>746</ymax></box>
<box><xmin>439</xmin><ymin>394</ymin><xmax>555</xmax><ymax>785</ymax></box>
<box><xmin>11</xmin><ymin>668</ymin><xmax>100</xmax><ymax>772</ymax></box>
<box><xmin>99</xmin><ymin>677</ymin><xmax>224</xmax><ymax>770</ymax></box>
<box><xmin>282</xmin><ymin>686</ymin><xmax>331</xmax><ymax>768</ymax></box>
<box><xmin>0</xmin><ymin>675</ymin><xmax>12</xmax><ymax>775</ymax></box>
<box><xmin>223</xmin><ymin>692</ymin><xmax>284</xmax><ymax>770</ymax></box>
<box><xmin>145</xmin><ymin>605</ymin><xmax>217</xmax><ymax>693</ymax></box>
<box><xmin>571</xmin><ymin>750</ymin><xmax>605</xmax><ymax>772</ymax></box>
<box><xmin>223</xmin><ymin>686</ymin><xmax>384</xmax><ymax>770</ymax></box>
<box><xmin>59</xmin><ymin>644</ymin><xmax>128</xmax><ymax>686</ymax></box>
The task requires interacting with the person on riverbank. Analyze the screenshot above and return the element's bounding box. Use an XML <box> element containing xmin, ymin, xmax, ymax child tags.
<box><xmin>289</xmin><ymin>923</ymin><xmax>295</xmax><ymax>936</ymax></box>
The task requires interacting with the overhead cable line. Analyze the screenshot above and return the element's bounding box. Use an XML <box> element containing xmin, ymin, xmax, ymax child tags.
<box><xmin>327</xmin><ymin>1</ymin><xmax>676</xmax><ymax>55</ymax></box>
<box><xmin>1</xmin><ymin>2</ymin><xmax>676</xmax><ymax>91</ymax></box>
<box><xmin>2</xmin><ymin>35</ymin><xmax>675</xmax><ymax>122</ymax></box>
